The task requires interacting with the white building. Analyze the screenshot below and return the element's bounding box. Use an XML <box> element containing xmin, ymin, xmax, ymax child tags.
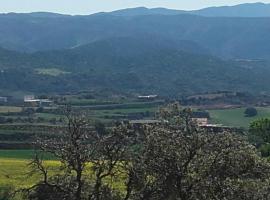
<box><xmin>0</xmin><ymin>97</ymin><xmax>7</xmax><ymax>103</ymax></box>
<box><xmin>24</xmin><ymin>95</ymin><xmax>53</xmax><ymax>106</ymax></box>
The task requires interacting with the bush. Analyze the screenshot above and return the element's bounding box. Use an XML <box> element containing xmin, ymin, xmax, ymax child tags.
<box><xmin>244</xmin><ymin>107</ymin><xmax>257</xmax><ymax>117</ymax></box>
<box><xmin>259</xmin><ymin>144</ymin><xmax>270</xmax><ymax>157</ymax></box>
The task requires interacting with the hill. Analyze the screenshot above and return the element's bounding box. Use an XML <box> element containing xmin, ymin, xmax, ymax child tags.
<box><xmin>1</xmin><ymin>37</ymin><xmax>270</xmax><ymax>96</ymax></box>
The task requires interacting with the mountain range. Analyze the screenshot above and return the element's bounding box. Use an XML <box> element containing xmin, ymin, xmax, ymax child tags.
<box><xmin>1</xmin><ymin>3</ymin><xmax>270</xmax><ymax>59</ymax></box>
<box><xmin>109</xmin><ymin>3</ymin><xmax>270</xmax><ymax>17</ymax></box>
<box><xmin>0</xmin><ymin>3</ymin><xmax>270</xmax><ymax>96</ymax></box>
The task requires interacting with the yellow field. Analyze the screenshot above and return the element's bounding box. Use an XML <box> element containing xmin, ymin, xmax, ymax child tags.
<box><xmin>0</xmin><ymin>106</ymin><xmax>22</xmax><ymax>113</ymax></box>
<box><xmin>0</xmin><ymin>159</ymin><xmax>59</xmax><ymax>188</ymax></box>
<box><xmin>0</xmin><ymin>158</ymin><xmax>126</xmax><ymax>199</ymax></box>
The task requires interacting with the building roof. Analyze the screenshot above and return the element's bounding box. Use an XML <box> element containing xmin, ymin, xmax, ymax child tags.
<box><xmin>130</xmin><ymin>120</ymin><xmax>162</xmax><ymax>124</ymax></box>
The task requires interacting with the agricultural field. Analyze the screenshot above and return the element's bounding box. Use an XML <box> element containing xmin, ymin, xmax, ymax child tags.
<box><xmin>0</xmin><ymin>156</ymin><xmax>124</xmax><ymax>199</ymax></box>
<box><xmin>0</xmin><ymin>159</ymin><xmax>59</xmax><ymax>187</ymax></box>
<box><xmin>208</xmin><ymin>107</ymin><xmax>270</xmax><ymax>128</ymax></box>
<box><xmin>0</xmin><ymin>106</ymin><xmax>22</xmax><ymax>113</ymax></box>
<box><xmin>0</xmin><ymin>150</ymin><xmax>54</xmax><ymax>160</ymax></box>
<box><xmin>0</xmin><ymin>150</ymin><xmax>58</xmax><ymax>199</ymax></box>
<box><xmin>0</xmin><ymin>158</ymin><xmax>60</xmax><ymax>199</ymax></box>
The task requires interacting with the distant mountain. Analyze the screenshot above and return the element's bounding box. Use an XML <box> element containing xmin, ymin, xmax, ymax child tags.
<box><xmin>109</xmin><ymin>3</ymin><xmax>270</xmax><ymax>17</ymax></box>
<box><xmin>1</xmin><ymin>11</ymin><xmax>270</xmax><ymax>59</ymax></box>
<box><xmin>193</xmin><ymin>3</ymin><xmax>270</xmax><ymax>17</ymax></box>
<box><xmin>0</xmin><ymin>12</ymin><xmax>69</xmax><ymax>18</ymax></box>
<box><xmin>1</xmin><ymin>37</ymin><xmax>270</xmax><ymax>96</ymax></box>
<box><xmin>108</xmin><ymin>7</ymin><xmax>185</xmax><ymax>16</ymax></box>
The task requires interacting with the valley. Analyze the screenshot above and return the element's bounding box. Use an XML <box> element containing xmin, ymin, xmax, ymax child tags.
<box><xmin>1</xmin><ymin>2</ymin><xmax>270</xmax><ymax>199</ymax></box>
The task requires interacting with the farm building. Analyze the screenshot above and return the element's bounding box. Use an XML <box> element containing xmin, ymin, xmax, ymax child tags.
<box><xmin>192</xmin><ymin>118</ymin><xmax>208</xmax><ymax>126</ymax></box>
<box><xmin>24</xmin><ymin>95</ymin><xmax>53</xmax><ymax>107</ymax></box>
<box><xmin>129</xmin><ymin>119</ymin><xmax>162</xmax><ymax>125</ymax></box>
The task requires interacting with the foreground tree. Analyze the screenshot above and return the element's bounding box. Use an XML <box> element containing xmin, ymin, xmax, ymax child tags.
<box><xmin>22</xmin><ymin>110</ymin><xmax>134</xmax><ymax>200</ymax></box>
<box><xmin>123</xmin><ymin>104</ymin><xmax>270</xmax><ymax>200</ymax></box>
<box><xmin>23</xmin><ymin>104</ymin><xmax>270</xmax><ymax>200</ymax></box>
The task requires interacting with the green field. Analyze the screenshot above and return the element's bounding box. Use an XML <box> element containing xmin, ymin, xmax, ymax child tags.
<box><xmin>0</xmin><ymin>150</ymin><xmax>54</xmax><ymax>160</ymax></box>
<box><xmin>208</xmin><ymin>107</ymin><xmax>270</xmax><ymax>128</ymax></box>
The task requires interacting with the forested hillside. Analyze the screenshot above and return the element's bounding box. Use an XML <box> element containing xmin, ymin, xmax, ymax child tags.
<box><xmin>0</xmin><ymin>37</ymin><xmax>270</xmax><ymax>96</ymax></box>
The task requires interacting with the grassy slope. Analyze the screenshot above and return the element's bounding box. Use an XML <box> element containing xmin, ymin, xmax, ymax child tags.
<box><xmin>208</xmin><ymin>107</ymin><xmax>270</xmax><ymax>128</ymax></box>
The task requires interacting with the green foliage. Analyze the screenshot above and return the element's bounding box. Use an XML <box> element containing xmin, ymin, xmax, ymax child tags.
<box><xmin>249</xmin><ymin>118</ymin><xmax>270</xmax><ymax>144</ymax></box>
<box><xmin>248</xmin><ymin>118</ymin><xmax>270</xmax><ymax>157</ymax></box>
<box><xmin>259</xmin><ymin>144</ymin><xmax>270</xmax><ymax>157</ymax></box>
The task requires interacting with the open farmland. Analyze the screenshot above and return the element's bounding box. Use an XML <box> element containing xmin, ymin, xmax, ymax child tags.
<box><xmin>208</xmin><ymin>107</ymin><xmax>270</xmax><ymax>128</ymax></box>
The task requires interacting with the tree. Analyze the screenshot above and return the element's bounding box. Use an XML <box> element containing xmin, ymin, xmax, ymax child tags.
<box><xmin>123</xmin><ymin>103</ymin><xmax>270</xmax><ymax>200</ymax></box>
<box><xmin>244</xmin><ymin>107</ymin><xmax>258</xmax><ymax>117</ymax></box>
<box><xmin>23</xmin><ymin>104</ymin><xmax>270</xmax><ymax>200</ymax></box>
<box><xmin>22</xmin><ymin>109</ymin><xmax>134</xmax><ymax>200</ymax></box>
<box><xmin>24</xmin><ymin>110</ymin><xmax>95</xmax><ymax>200</ymax></box>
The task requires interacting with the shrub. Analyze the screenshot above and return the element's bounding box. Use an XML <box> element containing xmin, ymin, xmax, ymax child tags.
<box><xmin>244</xmin><ymin>107</ymin><xmax>257</xmax><ymax>117</ymax></box>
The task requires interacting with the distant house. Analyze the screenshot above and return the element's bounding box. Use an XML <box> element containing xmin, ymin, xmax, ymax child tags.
<box><xmin>138</xmin><ymin>95</ymin><xmax>158</xmax><ymax>100</ymax></box>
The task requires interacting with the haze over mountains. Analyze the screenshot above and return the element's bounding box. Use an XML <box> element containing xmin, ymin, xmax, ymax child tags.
<box><xmin>1</xmin><ymin>2</ymin><xmax>270</xmax><ymax>96</ymax></box>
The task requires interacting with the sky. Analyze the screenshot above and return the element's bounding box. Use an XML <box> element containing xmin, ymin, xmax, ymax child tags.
<box><xmin>0</xmin><ymin>0</ymin><xmax>270</xmax><ymax>15</ymax></box>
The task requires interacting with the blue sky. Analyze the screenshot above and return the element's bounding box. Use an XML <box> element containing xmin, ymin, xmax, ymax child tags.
<box><xmin>0</xmin><ymin>0</ymin><xmax>270</xmax><ymax>14</ymax></box>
